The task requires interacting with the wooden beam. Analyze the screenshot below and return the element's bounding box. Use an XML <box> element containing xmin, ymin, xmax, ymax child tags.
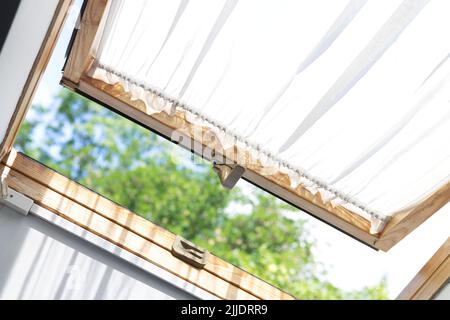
<box><xmin>63</xmin><ymin>0</ymin><xmax>109</xmax><ymax>84</ymax></box>
<box><xmin>2</xmin><ymin>150</ymin><xmax>295</xmax><ymax>300</ymax></box>
<box><xmin>0</xmin><ymin>0</ymin><xmax>73</xmax><ymax>161</ymax></box>
<box><xmin>397</xmin><ymin>238</ymin><xmax>450</xmax><ymax>300</ymax></box>
<box><xmin>0</xmin><ymin>161</ymin><xmax>259</xmax><ymax>300</ymax></box>
<box><xmin>375</xmin><ymin>182</ymin><xmax>450</xmax><ymax>251</ymax></box>
<box><xmin>413</xmin><ymin>258</ymin><xmax>449</xmax><ymax>299</ymax></box>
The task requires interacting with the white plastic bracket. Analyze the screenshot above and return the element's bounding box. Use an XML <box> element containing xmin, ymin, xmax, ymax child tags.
<box><xmin>0</xmin><ymin>178</ymin><xmax>34</xmax><ymax>216</ymax></box>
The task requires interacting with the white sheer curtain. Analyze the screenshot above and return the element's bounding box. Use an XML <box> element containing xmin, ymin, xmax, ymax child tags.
<box><xmin>90</xmin><ymin>0</ymin><xmax>450</xmax><ymax>232</ymax></box>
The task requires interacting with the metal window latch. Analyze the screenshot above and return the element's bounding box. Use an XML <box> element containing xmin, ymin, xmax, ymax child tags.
<box><xmin>172</xmin><ymin>236</ymin><xmax>208</xmax><ymax>269</ymax></box>
<box><xmin>213</xmin><ymin>163</ymin><xmax>245</xmax><ymax>189</ymax></box>
<box><xmin>0</xmin><ymin>177</ymin><xmax>33</xmax><ymax>216</ymax></box>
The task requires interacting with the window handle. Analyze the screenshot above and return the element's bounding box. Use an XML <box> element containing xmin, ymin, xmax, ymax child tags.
<box><xmin>213</xmin><ymin>163</ymin><xmax>245</xmax><ymax>189</ymax></box>
<box><xmin>172</xmin><ymin>236</ymin><xmax>208</xmax><ymax>269</ymax></box>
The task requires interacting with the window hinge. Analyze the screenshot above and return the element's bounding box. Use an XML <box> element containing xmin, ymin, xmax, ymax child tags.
<box><xmin>0</xmin><ymin>178</ymin><xmax>34</xmax><ymax>216</ymax></box>
<box><xmin>213</xmin><ymin>163</ymin><xmax>245</xmax><ymax>189</ymax></box>
<box><xmin>172</xmin><ymin>236</ymin><xmax>208</xmax><ymax>269</ymax></box>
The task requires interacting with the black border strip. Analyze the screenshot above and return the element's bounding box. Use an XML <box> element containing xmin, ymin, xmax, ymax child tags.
<box><xmin>0</xmin><ymin>0</ymin><xmax>21</xmax><ymax>54</ymax></box>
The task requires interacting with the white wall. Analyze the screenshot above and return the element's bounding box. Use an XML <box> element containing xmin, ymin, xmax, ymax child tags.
<box><xmin>0</xmin><ymin>204</ymin><xmax>198</xmax><ymax>300</ymax></box>
<box><xmin>0</xmin><ymin>0</ymin><xmax>59</xmax><ymax>145</ymax></box>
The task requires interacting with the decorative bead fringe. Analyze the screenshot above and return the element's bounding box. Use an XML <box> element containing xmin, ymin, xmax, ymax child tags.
<box><xmin>95</xmin><ymin>62</ymin><xmax>389</xmax><ymax>223</ymax></box>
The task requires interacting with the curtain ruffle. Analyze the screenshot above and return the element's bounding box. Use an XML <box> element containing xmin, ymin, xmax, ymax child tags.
<box><xmin>88</xmin><ymin>63</ymin><xmax>390</xmax><ymax>234</ymax></box>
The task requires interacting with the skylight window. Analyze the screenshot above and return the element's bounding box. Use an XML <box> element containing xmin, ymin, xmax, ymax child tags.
<box><xmin>55</xmin><ymin>0</ymin><xmax>450</xmax><ymax>251</ymax></box>
<box><xmin>2</xmin><ymin>0</ymin><xmax>449</xmax><ymax>300</ymax></box>
<box><xmin>82</xmin><ymin>0</ymin><xmax>450</xmax><ymax>235</ymax></box>
<box><xmin>7</xmin><ymin>1</ymin><xmax>388</xmax><ymax>297</ymax></box>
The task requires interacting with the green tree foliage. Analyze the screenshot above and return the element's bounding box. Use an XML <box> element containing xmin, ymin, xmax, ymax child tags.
<box><xmin>15</xmin><ymin>89</ymin><xmax>388</xmax><ymax>299</ymax></box>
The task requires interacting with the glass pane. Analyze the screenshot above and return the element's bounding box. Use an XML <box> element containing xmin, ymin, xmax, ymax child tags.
<box><xmin>12</xmin><ymin>0</ymin><xmax>393</xmax><ymax>299</ymax></box>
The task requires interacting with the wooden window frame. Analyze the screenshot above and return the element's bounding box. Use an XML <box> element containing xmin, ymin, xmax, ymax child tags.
<box><xmin>1</xmin><ymin>149</ymin><xmax>294</xmax><ymax>299</ymax></box>
<box><xmin>397</xmin><ymin>238</ymin><xmax>450</xmax><ymax>300</ymax></box>
<box><xmin>58</xmin><ymin>0</ymin><xmax>448</xmax><ymax>251</ymax></box>
<box><xmin>0</xmin><ymin>0</ymin><xmax>448</xmax><ymax>299</ymax></box>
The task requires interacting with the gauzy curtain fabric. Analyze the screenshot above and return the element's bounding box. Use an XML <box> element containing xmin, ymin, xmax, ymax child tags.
<box><xmin>89</xmin><ymin>0</ymin><xmax>450</xmax><ymax>233</ymax></box>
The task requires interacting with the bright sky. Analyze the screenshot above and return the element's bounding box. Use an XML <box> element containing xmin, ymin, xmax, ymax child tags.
<box><xmin>31</xmin><ymin>0</ymin><xmax>449</xmax><ymax>299</ymax></box>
